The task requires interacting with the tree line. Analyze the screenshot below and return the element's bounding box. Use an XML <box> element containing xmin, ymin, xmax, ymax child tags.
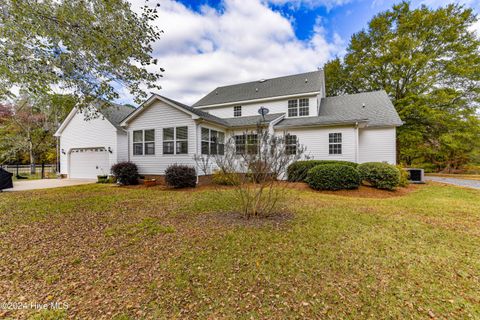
<box><xmin>324</xmin><ymin>2</ymin><xmax>480</xmax><ymax>172</ymax></box>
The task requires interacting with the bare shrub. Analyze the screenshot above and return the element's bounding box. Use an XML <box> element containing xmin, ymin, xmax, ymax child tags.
<box><xmin>212</xmin><ymin>125</ymin><xmax>305</xmax><ymax>219</ymax></box>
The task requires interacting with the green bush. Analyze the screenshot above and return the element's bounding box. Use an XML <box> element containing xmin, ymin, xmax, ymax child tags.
<box><xmin>287</xmin><ymin>160</ymin><xmax>358</xmax><ymax>182</ymax></box>
<box><xmin>212</xmin><ymin>170</ymin><xmax>240</xmax><ymax>185</ymax></box>
<box><xmin>165</xmin><ymin>164</ymin><xmax>197</xmax><ymax>188</ymax></box>
<box><xmin>97</xmin><ymin>175</ymin><xmax>116</xmax><ymax>184</ymax></box>
<box><xmin>396</xmin><ymin>165</ymin><xmax>409</xmax><ymax>187</ymax></box>
<box><xmin>358</xmin><ymin>162</ymin><xmax>400</xmax><ymax>190</ymax></box>
<box><xmin>306</xmin><ymin>164</ymin><xmax>360</xmax><ymax>191</ymax></box>
<box><xmin>111</xmin><ymin>162</ymin><xmax>139</xmax><ymax>185</ymax></box>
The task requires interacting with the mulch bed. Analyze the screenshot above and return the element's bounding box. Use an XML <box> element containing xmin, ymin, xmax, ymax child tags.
<box><xmin>122</xmin><ymin>181</ymin><xmax>420</xmax><ymax>198</ymax></box>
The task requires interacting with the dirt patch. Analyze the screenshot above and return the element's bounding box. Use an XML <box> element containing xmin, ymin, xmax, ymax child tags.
<box><xmin>193</xmin><ymin>211</ymin><xmax>295</xmax><ymax>229</ymax></box>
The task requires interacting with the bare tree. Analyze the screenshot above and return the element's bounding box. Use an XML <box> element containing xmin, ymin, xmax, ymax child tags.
<box><xmin>212</xmin><ymin>124</ymin><xmax>306</xmax><ymax>219</ymax></box>
<box><xmin>193</xmin><ymin>153</ymin><xmax>212</xmax><ymax>176</ymax></box>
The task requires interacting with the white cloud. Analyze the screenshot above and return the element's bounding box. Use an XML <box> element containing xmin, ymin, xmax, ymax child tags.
<box><xmin>265</xmin><ymin>0</ymin><xmax>351</xmax><ymax>10</ymax></box>
<box><xmin>470</xmin><ymin>18</ymin><xmax>480</xmax><ymax>36</ymax></box>
<box><xmin>124</xmin><ymin>0</ymin><xmax>345</xmax><ymax>105</ymax></box>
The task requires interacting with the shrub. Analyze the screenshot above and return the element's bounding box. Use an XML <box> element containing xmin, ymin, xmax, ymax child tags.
<box><xmin>111</xmin><ymin>162</ymin><xmax>139</xmax><ymax>185</ymax></box>
<box><xmin>306</xmin><ymin>164</ymin><xmax>360</xmax><ymax>191</ymax></box>
<box><xmin>396</xmin><ymin>165</ymin><xmax>409</xmax><ymax>187</ymax></box>
<box><xmin>358</xmin><ymin>162</ymin><xmax>400</xmax><ymax>190</ymax></box>
<box><xmin>165</xmin><ymin>164</ymin><xmax>196</xmax><ymax>188</ymax></box>
<box><xmin>287</xmin><ymin>160</ymin><xmax>358</xmax><ymax>182</ymax></box>
<box><xmin>212</xmin><ymin>170</ymin><xmax>240</xmax><ymax>185</ymax></box>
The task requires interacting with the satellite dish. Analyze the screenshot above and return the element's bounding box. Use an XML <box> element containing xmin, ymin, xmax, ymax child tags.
<box><xmin>258</xmin><ymin>107</ymin><xmax>269</xmax><ymax>116</ymax></box>
<box><xmin>258</xmin><ymin>107</ymin><xmax>269</xmax><ymax>122</ymax></box>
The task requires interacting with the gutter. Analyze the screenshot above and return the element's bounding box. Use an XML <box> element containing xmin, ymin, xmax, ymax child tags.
<box><xmin>274</xmin><ymin>119</ymin><xmax>369</xmax><ymax>130</ymax></box>
<box><xmin>195</xmin><ymin>91</ymin><xmax>320</xmax><ymax>109</ymax></box>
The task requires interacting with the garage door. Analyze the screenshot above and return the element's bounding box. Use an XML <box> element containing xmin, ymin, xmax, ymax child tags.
<box><xmin>69</xmin><ymin>148</ymin><xmax>110</xmax><ymax>179</ymax></box>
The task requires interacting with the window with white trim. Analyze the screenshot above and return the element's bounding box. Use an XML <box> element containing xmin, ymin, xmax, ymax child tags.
<box><xmin>329</xmin><ymin>133</ymin><xmax>342</xmax><ymax>155</ymax></box>
<box><xmin>133</xmin><ymin>129</ymin><xmax>155</xmax><ymax>155</ymax></box>
<box><xmin>163</xmin><ymin>126</ymin><xmax>188</xmax><ymax>155</ymax></box>
<box><xmin>288</xmin><ymin>99</ymin><xmax>298</xmax><ymax>117</ymax></box>
<box><xmin>163</xmin><ymin>128</ymin><xmax>174</xmax><ymax>154</ymax></box>
<box><xmin>285</xmin><ymin>134</ymin><xmax>297</xmax><ymax>155</ymax></box>
<box><xmin>201</xmin><ymin>127</ymin><xmax>225</xmax><ymax>155</ymax></box>
<box><xmin>288</xmin><ymin>98</ymin><xmax>310</xmax><ymax>117</ymax></box>
<box><xmin>299</xmin><ymin>98</ymin><xmax>309</xmax><ymax>116</ymax></box>
<box><xmin>235</xmin><ymin>134</ymin><xmax>258</xmax><ymax>154</ymax></box>
<box><xmin>233</xmin><ymin>106</ymin><xmax>242</xmax><ymax>117</ymax></box>
<box><xmin>235</xmin><ymin>135</ymin><xmax>246</xmax><ymax>155</ymax></box>
<box><xmin>176</xmin><ymin>126</ymin><xmax>188</xmax><ymax>154</ymax></box>
<box><xmin>144</xmin><ymin>130</ymin><xmax>155</xmax><ymax>155</ymax></box>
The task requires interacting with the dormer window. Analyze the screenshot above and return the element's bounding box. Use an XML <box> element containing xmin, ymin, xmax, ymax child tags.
<box><xmin>234</xmin><ymin>106</ymin><xmax>242</xmax><ymax>117</ymax></box>
<box><xmin>288</xmin><ymin>100</ymin><xmax>298</xmax><ymax>117</ymax></box>
<box><xmin>299</xmin><ymin>98</ymin><xmax>309</xmax><ymax>116</ymax></box>
<box><xmin>288</xmin><ymin>98</ymin><xmax>309</xmax><ymax>117</ymax></box>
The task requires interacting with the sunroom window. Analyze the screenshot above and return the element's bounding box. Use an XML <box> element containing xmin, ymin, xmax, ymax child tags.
<box><xmin>133</xmin><ymin>129</ymin><xmax>155</xmax><ymax>155</ymax></box>
<box><xmin>163</xmin><ymin>126</ymin><xmax>188</xmax><ymax>155</ymax></box>
<box><xmin>201</xmin><ymin>127</ymin><xmax>225</xmax><ymax>155</ymax></box>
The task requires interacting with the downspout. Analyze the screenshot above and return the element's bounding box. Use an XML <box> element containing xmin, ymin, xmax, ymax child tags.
<box><xmin>354</xmin><ymin>122</ymin><xmax>359</xmax><ymax>163</ymax></box>
<box><xmin>195</xmin><ymin>121</ymin><xmax>199</xmax><ymax>185</ymax></box>
<box><xmin>127</xmin><ymin>129</ymin><xmax>130</xmax><ymax>162</ymax></box>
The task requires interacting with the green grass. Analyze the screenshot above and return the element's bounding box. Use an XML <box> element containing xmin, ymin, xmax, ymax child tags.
<box><xmin>0</xmin><ymin>183</ymin><xmax>479</xmax><ymax>319</ymax></box>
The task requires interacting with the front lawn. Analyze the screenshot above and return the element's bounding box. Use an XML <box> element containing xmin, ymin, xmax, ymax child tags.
<box><xmin>0</xmin><ymin>183</ymin><xmax>479</xmax><ymax>319</ymax></box>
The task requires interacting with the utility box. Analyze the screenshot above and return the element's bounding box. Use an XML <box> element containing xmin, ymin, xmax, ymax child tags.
<box><xmin>405</xmin><ymin>168</ymin><xmax>425</xmax><ymax>184</ymax></box>
<box><xmin>0</xmin><ymin>168</ymin><xmax>13</xmax><ymax>191</ymax></box>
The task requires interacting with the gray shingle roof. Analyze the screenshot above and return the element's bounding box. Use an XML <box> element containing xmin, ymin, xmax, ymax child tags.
<box><xmin>275</xmin><ymin>90</ymin><xmax>402</xmax><ymax>128</ymax></box>
<box><xmin>193</xmin><ymin>70</ymin><xmax>324</xmax><ymax>107</ymax></box>
<box><xmin>96</xmin><ymin>103</ymin><xmax>135</xmax><ymax>130</ymax></box>
<box><xmin>222</xmin><ymin>113</ymin><xmax>284</xmax><ymax>127</ymax></box>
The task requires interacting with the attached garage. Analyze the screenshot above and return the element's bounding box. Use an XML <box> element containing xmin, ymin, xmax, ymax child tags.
<box><xmin>55</xmin><ymin>104</ymin><xmax>134</xmax><ymax>179</ymax></box>
<box><xmin>69</xmin><ymin>148</ymin><xmax>110</xmax><ymax>179</ymax></box>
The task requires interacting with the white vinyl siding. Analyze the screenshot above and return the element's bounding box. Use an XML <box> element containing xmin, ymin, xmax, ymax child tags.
<box><xmin>58</xmin><ymin>109</ymin><xmax>119</xmax><ymax>176</ymax></box>
<box><xmin>126</xmin><ymin>100</ymin><xmax>197</xmax><ymax>175</ymax></box>
<box><xmin>116</xmin><ymin>132</ymin><xmax>128</xmax><ymax>162</ymax></box>
<box><xmin>275</xmin><ymin>126</ymin><xmax>357</xmax><ymax>162</ymax></box>
<box><xmin>359</xmin><ymin>127</ymin><xmax>396</xmax><ymax>164</ymax></box>
<box><xmin>202</xmin><ymin>96</ymin><xmax>317</xmax><ymax>118</ymax></box>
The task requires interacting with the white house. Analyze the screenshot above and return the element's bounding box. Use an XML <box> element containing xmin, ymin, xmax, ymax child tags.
<box><xmin>56</xmin><ymin>70</ymin><xmax>403</xmax><ymax>179</ymax></box>
<box><xmin>54</xmin><ymin>104</ymin><xmax>134</xmax><ymax>178</ymax></box>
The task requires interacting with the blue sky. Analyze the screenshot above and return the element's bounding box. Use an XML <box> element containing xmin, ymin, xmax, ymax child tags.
<box><xmin>123</xmin><ymin>0</ymin><xmax>480</xmax><ymax>105</ymax></box>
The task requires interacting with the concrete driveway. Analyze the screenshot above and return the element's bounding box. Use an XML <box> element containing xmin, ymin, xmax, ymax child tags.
<box><xmin>2</xmin><ymin>179</ymin><xmax>96</xmax><ymax>192</ymax></box>
<box><xmin>426</xmin><ymin>176</ymin><xmax>480</xmax><ymax>189</ymax></box>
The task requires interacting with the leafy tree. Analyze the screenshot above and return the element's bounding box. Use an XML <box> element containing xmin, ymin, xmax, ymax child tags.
<box><xmin>324</xmin><ymin>2</ymin><xmax>480</xmax><ymax>170</ymax></box>
<box><xmin>0</xmin><ymin>0</ymin><xmax>163</xmax><ymax>105</ymax></box>
<box><xmin>0</xmin><ymin>94</ymin><xmax>75</xmax><ymax>172</ymax></box>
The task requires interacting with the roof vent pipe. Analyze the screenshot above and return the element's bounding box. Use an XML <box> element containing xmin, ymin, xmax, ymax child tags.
<box><xmin>305</xmin><ymin>78</ymin><xmax>308</xmax><ymax>83</ymax></box>
<box><xmin>255</xmin><ymin>88</ymin><xmax>258</xmax><ymax>92</ymax></box>
<box><xmin>362</xmin><ymin>103</ymin><xmax>365</xmax><ymax>108</ymax></box>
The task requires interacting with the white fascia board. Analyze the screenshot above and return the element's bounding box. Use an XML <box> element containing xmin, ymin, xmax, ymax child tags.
<box><xmin>120</xmin><ymin>94</ymin><xmax>198</xmax><ymax>127</ymax></box>
<box><xmin>195</xmin><ymin>91</ymin><xmax>320</xmax><ymax>109</ymax></box>
<box><xmin>54</xmin><ymin>107</ymin><xmax>78</xmax><ymax>137</ymax></box>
